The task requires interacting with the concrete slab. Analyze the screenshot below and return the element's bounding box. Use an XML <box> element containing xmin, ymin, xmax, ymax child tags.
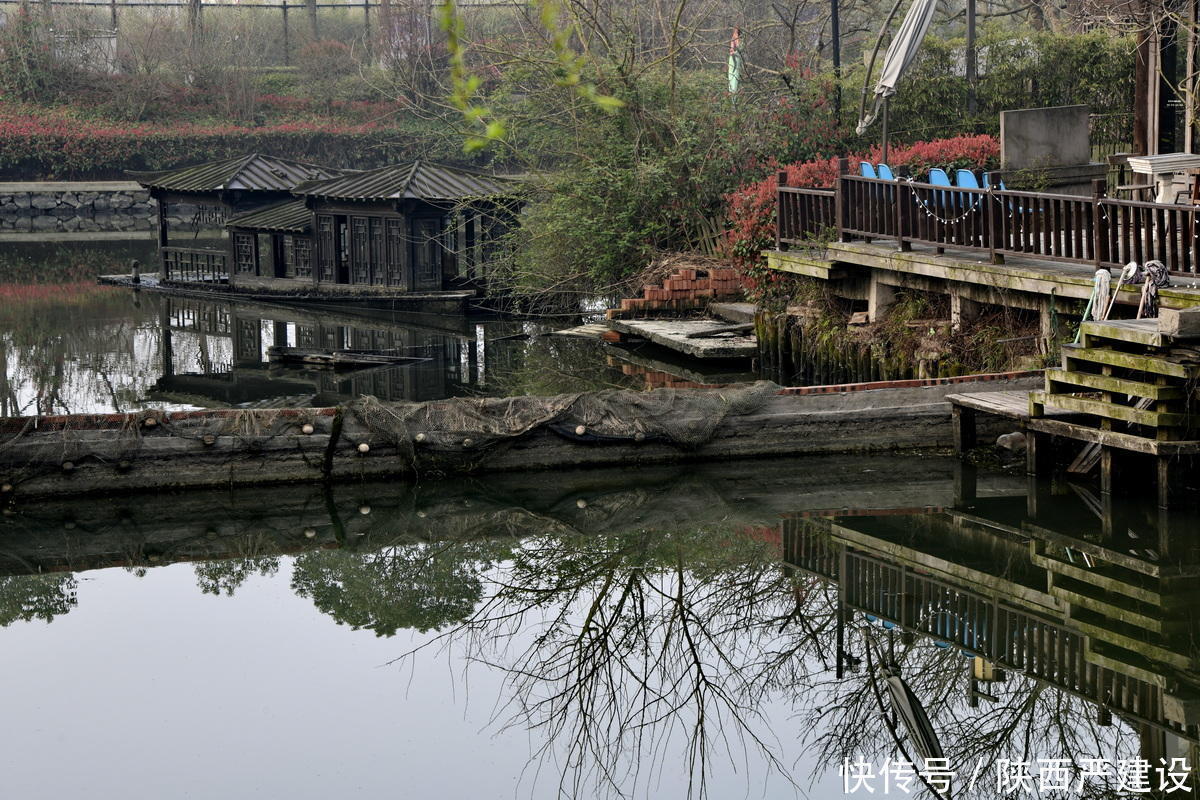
<box><xmin>609</xmin><ymin>318</ymin><xmax>757</xmax><ymax>359</ymax></box>
<box><xmin>549</xmin><ymin>323</ymin><xmax>610</xmax><ymax>339</ymax></box>
<box><xmin>709</xmin><ymin>302</ymin><xmax>756</xmax><ymax>325</ymax></box>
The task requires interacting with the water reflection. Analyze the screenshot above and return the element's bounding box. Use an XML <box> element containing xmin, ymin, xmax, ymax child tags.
<box><xmin>0</xmin><ymin>289</ymin><xmax>646</xmax><ymax>417</ymax></box>
<box><xmin>5</xmin><ymin>458</ymin><xmax>1195</xmax><ymax>796</ymax></box>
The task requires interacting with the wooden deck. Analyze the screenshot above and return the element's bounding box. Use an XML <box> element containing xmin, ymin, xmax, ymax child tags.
<box><xmin>946</xmin><ymin>389</ymin><xmax>1071</xmax><ymax>453</ymax></box>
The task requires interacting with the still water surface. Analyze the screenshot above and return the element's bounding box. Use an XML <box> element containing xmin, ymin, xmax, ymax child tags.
<box><xmin>1</xmin><ymin>455</ymin><xmax>1195</xmax><ymax>799</ymax></box>
<box><xmin>2</xmin><ymin>239</ymin><xmax>1197</xmax><ymax>799</ymax></box>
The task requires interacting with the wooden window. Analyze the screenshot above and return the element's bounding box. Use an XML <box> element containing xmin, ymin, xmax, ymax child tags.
<box><xmin>370</xmin><ymin>217</ymin><xmax>386</xmax><ymax>285</ymax></box>
<box><xmin>294</xmin><ymin>238</ymin><xmax>312</xmax><ymax>279</ymax></box>
<box><xmin>385</xmin><ymin>218</ymin><xmax>405</xmax><ymax>288</ymax></box>
<box><xmin>234</xmin><ymin>232</ymin><xmax>257</xmax><ymax>275</ymax></box>
<box><xmin>316</xmin><ymin>215</ymin><xmax>336</xmax><ymax>283</ymax></box>
<box><xmin>282</xmin><ymin>236</ymin><xmax>297</xmax><ymax>278</ymax></box>
<box><xmin>350</xmin><ymin>216</ymin><xmax>370</xmax><ymax>284</ymax></box>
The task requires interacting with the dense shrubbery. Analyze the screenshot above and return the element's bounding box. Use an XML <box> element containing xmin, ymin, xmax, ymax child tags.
<box><xmin>0</xmin><ymin>105</ymin><xmax>487</xmax><ymax>179</ymax></box>
<box><xmin>723</xmin><ymin>135</ymin><xmax>1000</xmax><ymax>269</ymax></box>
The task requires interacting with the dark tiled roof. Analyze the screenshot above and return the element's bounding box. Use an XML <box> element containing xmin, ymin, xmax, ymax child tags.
<box><xmin>131</xmin><ymin>153</ymin><xmax>343</xmax><ymax>193</ymax></box>
<box><xmin>293</xmin><ymin>160</ymin><xmax>519</xmax><ymax>201</ymax></box>
<box><xmin>226</xmin><ymin>199</ymin><xmax>311</xmax><ymax>233</ymax></box>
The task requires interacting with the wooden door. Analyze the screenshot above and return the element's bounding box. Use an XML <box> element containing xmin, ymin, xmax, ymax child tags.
<box><xmin>385</xmin><ymin>218</ymin><xmax>408</xmax><ymax>289</ymax></box>
<box><xmin>411</xmin><ymin>217</ymin><xmax>443</xmax><ymax>291</ymax></box>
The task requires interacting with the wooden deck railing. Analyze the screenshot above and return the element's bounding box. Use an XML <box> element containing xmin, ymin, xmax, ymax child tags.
<box><xmin>162</xmin><ymin>247</ymin><xmax>229</xmax><ymax>283</ymax></box>
<box><xmin>777</xmin><ymin>182</ymin><xmax>836</xmax><ymax>248</ymax></box>
<box><xmin>777</xmin><ymin>161</ymin><xmax>1200</xmax><ymax>275</ymax></box>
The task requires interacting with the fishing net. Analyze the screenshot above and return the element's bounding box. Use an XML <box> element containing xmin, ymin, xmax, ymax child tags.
<box><xmin>346</xmin><ymin>381</ymin><xmax>780</xmax><ymax>464</ymax></box>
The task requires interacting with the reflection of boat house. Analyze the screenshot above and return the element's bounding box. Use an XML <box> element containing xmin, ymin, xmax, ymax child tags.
<box><xmin>149</xmin><ymin>297</ymin><xmax>513</xmax><ymax>408</ymax></box>
<box><xmin>134</xmin><ymin>153</ymin><xmax>345</xmax><ymax>283</ymax></box>
<box><xmin>226</xmin><ymin>160</ymin><xmax>520</xmax><ymax>295</ymax></box>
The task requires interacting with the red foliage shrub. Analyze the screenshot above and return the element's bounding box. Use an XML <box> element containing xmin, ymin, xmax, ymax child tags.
<box><xmin>723</xmin><ymin>135</ymin><xmax>1000</xmax><ymax>269</ymax></box>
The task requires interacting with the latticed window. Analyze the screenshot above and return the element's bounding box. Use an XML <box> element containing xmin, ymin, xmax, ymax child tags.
<box><xmin>294</xmin><ymin>238</ymin><xmax>312</xmax><ymax>278</ymax></box>
<box><xmin>386</xmin><ymin>218</ymin><xmax>405</xmax><ymax>287</ymax></box>
<box><xmin>351</xmin><ymin>217</ymin><xmax>370</xmax><ymax>284</ymax></box>
<box><xmin>282</xmin><ymin>236</ymin><xmax>297</xmax><ymax>278</ymax></box>
<box><xmin>234</xmin><ymin>233</ymin><xmax>257</xmax><ymax>274</ymax></box>
<box><xmin>316</xmin><ymin>215</ymin><xmax>336</xmax><ymax>282</ymax></box>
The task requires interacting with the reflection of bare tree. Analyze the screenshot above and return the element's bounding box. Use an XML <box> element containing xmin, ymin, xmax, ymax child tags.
<box><xmin>390</xmin><ymin>527</ymin><xmax>1146</xmax><ymax>800</ymax></box>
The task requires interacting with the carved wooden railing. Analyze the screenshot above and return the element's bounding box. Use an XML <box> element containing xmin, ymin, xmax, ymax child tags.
<box><xmin>162</xmin><ymin>247</ymin><xmax>229</xmax><ymax>283</ymax></box>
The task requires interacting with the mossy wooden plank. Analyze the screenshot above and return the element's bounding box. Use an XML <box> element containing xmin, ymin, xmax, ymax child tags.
<box><xmin>1061</xmin><ymin>344</ymin><xmax>1199</xmax><ymax>379</ymax></box>
<box><xmin>766</xmin><ymin>251</ymin><xmax>838</xmax><ymax>279</ymax></box>
<box><xmin>1081</xmin><ymin>319</ymin><xmax>1167</xmax><ymax>348</ymax></box>
<box><xmin>1045</xmin><ymin>368</ymin><xmax>1185</xmax><ymax>400</ymax></box>
<box><xmin>1031</xmin><ymin>391</ymin><xmax>1186</xmax><ymax>428</ymax></box>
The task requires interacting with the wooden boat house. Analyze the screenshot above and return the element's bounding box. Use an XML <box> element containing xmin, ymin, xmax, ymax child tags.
<box><xmin>228</xmin><ymin>160</ymin><xmax>520</xmax><ymax>296</ymax></box>
<box><xmin>133</xmin><ymin>153</ymin><xmax>346</xmax><ymax>283</ymax></box>
<box><xmin>136</xmin><ymin>155</ymin><xmax>521</xmax><ymax>311</ymax></box>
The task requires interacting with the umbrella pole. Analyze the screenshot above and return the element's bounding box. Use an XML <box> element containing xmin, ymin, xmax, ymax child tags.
<box><xmin>881</xmin><ymin>98</ymin><xmax>890</xmax><ymax>164</ymax></box>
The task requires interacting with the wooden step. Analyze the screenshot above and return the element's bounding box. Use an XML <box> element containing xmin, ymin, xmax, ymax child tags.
<box><xmin>1049</xmin><ymin>575</ymin><xmax>1182</xmax><ymax>634</ymax></box>
<box><xmin>1062</xmin><ymin>343</ymin><xmax>1200</xmax><ymax>380</ymax></box>
<box><xmin>1080</xmin><ymin>318</ymin><xmax>1168</xmax><ymax>348</ymax></box>
<box><xmin>1030</xmin><ymin>391</ymin><xmax>1187</xmax><ymax>428</ymax></box>
<box><xmin>1045</xmin><ymin>368</ymin><xmax>1185</xmax><ymax>401</ymax></box>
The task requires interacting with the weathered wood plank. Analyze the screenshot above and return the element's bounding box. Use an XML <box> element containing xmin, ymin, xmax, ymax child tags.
<box><xmin>1062</xmin><ymin>344</ymin><xmax>1200</xmax><ymax>379</ymax></box>
<box><xmin>1045</xmin><ymin>368</ymin><xmax>1186</xmax><ymax>400</ymax></box>
<box><xmin>1030</xmin><ymin>391</ymin><xmax>1187</xmax><ymax>428</ymax></box>
<box><xmin>1025</xmin><ymin>418</ymin><xmax>1200</xmax><ymax>455</ymax></box>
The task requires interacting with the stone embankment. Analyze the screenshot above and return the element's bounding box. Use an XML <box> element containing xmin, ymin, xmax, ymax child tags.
<box><xmin>0</xmin><ymin>182</ymin><xmax>155</xmax><ymax>233</ymax></box>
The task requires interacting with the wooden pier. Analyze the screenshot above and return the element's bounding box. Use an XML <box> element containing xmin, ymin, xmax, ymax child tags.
<box><xmin>950</xmin><ymin>315</ymin><xmax>1200</xmax><ymax>507</ymax></box>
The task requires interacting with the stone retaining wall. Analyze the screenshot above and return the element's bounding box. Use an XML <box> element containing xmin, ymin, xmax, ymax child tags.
<box><xmin>0</xmin><ymin>182</ymin><xmax>155</xmax><ymax>233</ymax></box>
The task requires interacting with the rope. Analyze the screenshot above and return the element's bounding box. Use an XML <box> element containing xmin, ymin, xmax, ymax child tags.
<box><xmin>903</xmin><ymin>180</ymin><xmax>982</xmax><ymax>226</ymax></box>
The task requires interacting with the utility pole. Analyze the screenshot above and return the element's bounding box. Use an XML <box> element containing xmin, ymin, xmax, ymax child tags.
<box><xmin>832</xmin><ymin>0</ymin><xmax>842</xmax><ymax>126</ymax></box>
<box><xmin>966</xmin><ymin>0</ymin><xmax>977</xmax><ymax>120</ymax></box>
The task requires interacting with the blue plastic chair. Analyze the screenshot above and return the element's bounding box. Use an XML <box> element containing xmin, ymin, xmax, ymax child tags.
<box><xmin>956</xmin><ymin>169</ymin><xmax>983</xmax><ymax>209</ymax></box>
<box><xmin>877</xmin><ymin>163</ymin><xmax>896</xmax><ymax>181</ymax></box>
<box><xmin>928</xmin><ymin>168</ymin><xmax>953</xmax><ymax>208</ymax></box>
<box><xmin>859</xmin><ymin>161</ymin><xmax>878</xmax><ymax>179</ymax></box>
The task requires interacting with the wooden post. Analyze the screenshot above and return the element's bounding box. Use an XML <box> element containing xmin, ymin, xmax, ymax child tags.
<box><xmin>952</xmin><ymin>404</ymin><xmax>977</xmax><ymax>454</ymax></box>
<box><xmin>307</xmin><ymin>0</ymin><xmax>318</xmax><ymax>40</ymax></box>
<box><xmin>110</xmin><ymin>0</ymin><xmax>118</xmax><ymax>30</ymax></box>
<box><xmin>1092</xmin><ymin>178</ymin><xmax>1108</xmax><ymax>268</ymax></box>
<box><xmin>1100</xmin><ymin>446</ymin><xmax>1114</xmax><ymax>495</ymax></box>
<box><xmin>156</xmin><ymin>195</ymin><xmax>169</xmax><ymax>275</ymax></box>
<box><xmin>776</xmin><ymin>170</ymin><xmax>788</xmax><ymax>251</ymax></box>
<box><xmin>836</xmin><ymin>157</ymin><xmax>849</xmax><ymax>243</ymax></box>
<box><xmin>1026</xmin><ymin>430</ymin><xmax>1053</xmax><ymax>477</ymax></box>
<box><xmin>282</xmin><ymin>0</ymin><xmax>290</xmax><ymax>66</ymax></box>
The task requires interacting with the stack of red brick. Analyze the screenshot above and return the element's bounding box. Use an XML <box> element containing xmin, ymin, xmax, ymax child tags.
<box><xmin>606</xmin><ymin>267</ymin><xmax>747</xmax><ymax>319</ymax></box>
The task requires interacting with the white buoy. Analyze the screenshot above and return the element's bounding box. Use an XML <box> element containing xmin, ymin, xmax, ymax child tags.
<box><xmin>574</xmin><ymin>425</ymin><xmax>586</xmax><ymax>436</ymax></box>
<box><xmin>0</xmin><ymin>483</ymin><xmax>11</xmax><ymax>493</ymax></box>
<box><xmin>301</xmin><ymin>423</ymin><xmax>314</xmax><ymax>435</ymax></box>
<box><xmin>415</xmin><ymin>433</ymin><xmax>426</xmax><ymax>442</ymax></box>
<box><xmin>359</xmin><ymin>505</ymin><xmax>371</xmax><ymax>515</ymax></box>
<box><xmin>462</xmin><ymin>438</ymin><xmax>473</xmax><ymax>447</ymax></box>
<box><xmin>416</xmin><ymin>511</ymin><xmax>427</xmax><ymax>518</ymax></box>
<box><xmin>303</xmin><ymin>528</ymin><xmax>317</xmax><ymax>539</ymax></box>
<box><xmin>576</xmin><ymin>499</ymin><xmax>588</xmax><ymax>509</ymax></box>
<box><xmin>357</xmin><ymin>442</ymin><xmax>370</xmax><ymax>454</ymax></box>
<box><xmin>633</xmin><ymin>432</ymin><xmax>645</xmax><ymax>442</ymax></box>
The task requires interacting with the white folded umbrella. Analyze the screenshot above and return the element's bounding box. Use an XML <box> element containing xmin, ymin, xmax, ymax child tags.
<box><xmin>856</xmin><ymin>0</ymin><xmax>939</xmax><ymax>135</ymax></box>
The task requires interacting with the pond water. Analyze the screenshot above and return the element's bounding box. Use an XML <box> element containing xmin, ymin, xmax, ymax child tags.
<box><xmin>3</xmin><ymin>238</ymin><xmax>1199</xmax><ymax>799</ymax></box>
<box><xmin>0</xmin><ymin>238</ymin><xmax>756</xmax><ymax>418</ymax></box>
<box><xmin>1</xmin><ymin>453</ymin><xmax>1197</xmax><ymax>799</ymax></box>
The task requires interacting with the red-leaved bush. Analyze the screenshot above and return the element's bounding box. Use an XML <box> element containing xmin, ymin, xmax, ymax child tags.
<box><xmin>724</xmin><ymin>135</ymin><xmax>1000</xmax><ymax>268</ymax></box>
